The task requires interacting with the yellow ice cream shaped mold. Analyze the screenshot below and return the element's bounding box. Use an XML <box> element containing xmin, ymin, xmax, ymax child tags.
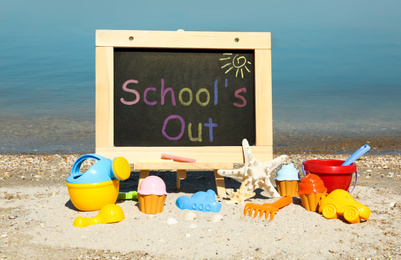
<box><xmin>275</xmin><ymin>163</ymin><xmax>300</xmax><ymax>197</ymax></box>
<box><xmin>66</xmin><ymin>154</ymin><xmax>131</xmax><ymax>211</ymax></box>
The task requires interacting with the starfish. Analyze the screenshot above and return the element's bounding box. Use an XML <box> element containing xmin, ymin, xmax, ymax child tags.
<box><xmin>217</xmin><ymin>139</ymin><xmax>288</xmax><ymax>204</ymax></box>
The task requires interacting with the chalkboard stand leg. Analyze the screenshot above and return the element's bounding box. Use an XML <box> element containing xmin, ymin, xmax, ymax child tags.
<box><xmin>176</xmin><ymin>170</ymin><xmax>186</xmax><ymax>190</ymax></box>
<box><xmin>214</xmin><ymin>170</ymin><xmax>227</xmax><ymax>197</ymax></box>
<box><xmin>138</xmin><ymin>170</ymin><xmax>150</xmax><ymax>190</ymax></box>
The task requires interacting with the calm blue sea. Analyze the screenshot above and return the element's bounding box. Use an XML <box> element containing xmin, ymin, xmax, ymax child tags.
<box><xmin>1</xmin><ymin>0</ymin><xmax>401</xmax><ymax>153</ymax></box>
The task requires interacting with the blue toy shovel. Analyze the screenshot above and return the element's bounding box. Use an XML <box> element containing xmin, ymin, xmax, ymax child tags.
<box><xmin>342</xmin><ymin>144</ymin><xmax>371</xmax><ymax>166</ymax></box>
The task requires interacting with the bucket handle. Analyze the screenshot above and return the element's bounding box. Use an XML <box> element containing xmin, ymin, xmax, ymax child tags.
<box><xmin>70</xmin><ymin>153</ymin><xmax>106</xmax><ymax>178</ymax></box>
<box><xmin>350</xmin><ymin>169</ymin><xmax>358</xmax><ymax>194</ymax></box>
<box><xmin>301</xmin><ymin>165</ymin><xmax>358</xmax><ymax>194</ymax></box>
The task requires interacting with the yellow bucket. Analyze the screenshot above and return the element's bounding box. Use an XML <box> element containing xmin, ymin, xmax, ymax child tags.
<box><xmin>66</xmin><ymin>179</ymin><xmax>119</xmax><ymax>211</ymax></box>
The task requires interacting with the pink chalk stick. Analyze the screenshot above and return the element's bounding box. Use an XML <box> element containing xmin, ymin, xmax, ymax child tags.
<box><xmin>161</xmin><ymin>154</ymin><xmax>196</xmax><ymax>163</ymax></box>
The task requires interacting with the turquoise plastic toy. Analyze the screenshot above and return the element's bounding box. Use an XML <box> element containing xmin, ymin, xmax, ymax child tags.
<box><xmin>66</xmin><ymin>153</ymin><xmax>131</xmax><ymax>185</ymax></box>
<box><xmin>342</xmin><ymin>144</ymin><xmax>371</xmax><ymax>166</ymax></box>
<box><xmin>176</xmin><ymin>190</ymin><xmax>221</xmax><ymax>213</ymax></box>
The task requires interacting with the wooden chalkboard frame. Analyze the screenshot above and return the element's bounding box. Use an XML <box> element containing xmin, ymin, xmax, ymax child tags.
<box><xmin>95</xmin><ymin>30</ymin><xmax>273</xmax><ymax>168</ymax></box>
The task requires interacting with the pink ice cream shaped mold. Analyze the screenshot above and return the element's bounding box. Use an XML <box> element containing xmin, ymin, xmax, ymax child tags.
<box><xmin>138</xmin><ymin>176</ymin><xmax>168</xmax><ymax>195</ymax></box>
<box><xmin>275</xmin><ymin>163</ymin><xmax>300</xmax><ymax>181</ymax></box>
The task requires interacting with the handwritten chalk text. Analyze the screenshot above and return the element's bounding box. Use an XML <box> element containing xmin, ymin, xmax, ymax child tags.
<box><xmin>120</xmin><ymin>78</ymin><xmax>247</xmax><ymax>143</ymax></box>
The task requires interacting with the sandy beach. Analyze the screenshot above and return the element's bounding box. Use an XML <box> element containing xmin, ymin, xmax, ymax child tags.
<box><xmin>1</xmin><ymin>150</ymin><xmax>400</xmax><ymax>259</ymax></box>
<box><xmin>1</xmin><ymin>0</ymin><xmax>401</xmax><ymax>259</ymax></box>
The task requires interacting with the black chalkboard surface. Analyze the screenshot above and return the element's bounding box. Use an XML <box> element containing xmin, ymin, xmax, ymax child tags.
<box><xmin>114</xmin><ymin>48</ymin><xmax>255</xmax><ymax>147</ymax></box>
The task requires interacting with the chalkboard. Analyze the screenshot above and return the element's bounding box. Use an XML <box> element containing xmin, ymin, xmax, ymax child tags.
<box><xmin>113</xmin><ymin>48</ymin><xmax>255</xmax><ymax>147</ymax></box>
<box><xmin>95</xmin><ymin>30</ymin><xmax>273</xmax><ymax>165</ymax></box>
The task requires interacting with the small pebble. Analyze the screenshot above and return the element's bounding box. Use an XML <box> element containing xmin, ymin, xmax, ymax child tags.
<box><xmin>167</xmin><ymin>217</ymin><xmax>178</xmax><ymax>225</ymax></box>
<box><xmin>211</xmin><ymin>214</ymin><xmax>223</xmax><ymax>222</ymax></box>
<box><xmin>188</xmin><ymin>223</ymin><xmax>197</xmax><ymax>229</ymax></box>
<box><xmin>185</xmin><ymin>212</ymin><xmax>197</xmax><ymax>221</ymax></box>
<box><xmin>185</xmin><ymin>234</ymin><xmax>191</xmax><ymax>238</ymax></box>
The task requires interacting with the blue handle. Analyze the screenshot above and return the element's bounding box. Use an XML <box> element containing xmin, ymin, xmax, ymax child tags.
<box><xmin>342</xmin><ymin>145</ymin><xmax>371</xmax><ymax>166</ymax></box>
<box><xmin>70</xmin><ymin>153</ymin><xmax>105</xmax><ymax>177</ymax></box>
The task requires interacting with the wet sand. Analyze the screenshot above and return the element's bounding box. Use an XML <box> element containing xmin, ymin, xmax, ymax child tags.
<box><xmin>2</xmin><ymin>115</ymin><xmax>401</xmax><ymax>155</ymax></box>
<box><xmin>273</xmin><ymin>127</ymin><xmax>401</xmax><ymax>154</ymax></box>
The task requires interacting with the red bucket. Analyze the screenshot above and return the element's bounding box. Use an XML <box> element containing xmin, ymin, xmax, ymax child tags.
<box><xmin>302</xmin><ymin>159</ymin><xmax>358</xmax><ymax>194</ymax></box>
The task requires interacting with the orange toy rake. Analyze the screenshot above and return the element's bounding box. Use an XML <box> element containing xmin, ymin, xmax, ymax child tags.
<box><xmin>244</xmin><ymin>195</ymin><xmax>292</xmax><ymax>220</ymax></box>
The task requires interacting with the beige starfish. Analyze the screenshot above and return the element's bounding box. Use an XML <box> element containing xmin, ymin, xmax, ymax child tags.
<box><xmin>218</xmin><ymin>139</ymin><xmax>288</xmax><ymax>204</ymax></box>
<box><xmin>225</xmin><ymin>181</ymin><xmax>256</xmax><ymax>205</ymax></box>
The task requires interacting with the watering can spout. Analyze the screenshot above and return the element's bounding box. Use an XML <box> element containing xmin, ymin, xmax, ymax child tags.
<box><xmin>110</xmin><ymin>157</ymin><xmax>131</xmax><ymax>181</ymax></box>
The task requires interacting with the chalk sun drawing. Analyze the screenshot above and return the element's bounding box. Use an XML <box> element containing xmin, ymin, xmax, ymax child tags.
<box><xmin>219</xmin><ymin>53</ymin><xmax>251</xmax><ymax>78</ymax></box>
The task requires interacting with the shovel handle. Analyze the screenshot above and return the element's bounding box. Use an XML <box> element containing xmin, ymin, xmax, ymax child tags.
<box><xmin>264</xmin><ymin>195</ymin><xmax>292</xmax><ymax>209</ymax></box>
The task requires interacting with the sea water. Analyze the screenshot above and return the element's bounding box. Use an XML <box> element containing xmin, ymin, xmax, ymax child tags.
<box><xmin>1</xmin><ymin>0</ymin><xmax>400</xmax><ymax>153</ymax></box>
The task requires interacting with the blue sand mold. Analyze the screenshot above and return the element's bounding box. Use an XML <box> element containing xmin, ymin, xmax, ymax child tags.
<box><xmin>176</xmin><ymin>189</ymin><xmax>222</xmax><ymax>213</ymax></box>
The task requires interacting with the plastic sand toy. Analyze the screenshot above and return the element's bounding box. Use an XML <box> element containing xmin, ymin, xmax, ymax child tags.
<box><xmin>275</xmin><ymin>163</ymin><xmax>299</xmax><ymax>181</ymax></box>
<box><xmin>67</xmin><ymin>154</ymin><xmax>131</xmax><ymax>185</ymax></box>
<box><xmin>176</xmin><ymin>190</ymin><xmax>222</xmax><ymax>213</ymax></box>
<box><xmin>118</xmin><ymin>191</ymin><xmax>138</xmax><ymax>201</ymax></box>
<box><xmin>138</xmin><ymin>176</ymin><xmax>168</xmax><ymax>214</ymax></box>
<box><xmin>319</xmin><ymin>189</ymin><xmax>371</xmax><ymax>224</ymax></box>
<box><xmin>302</xmin><ymin>159</ymin><xmax>357</xmax><ymax>194</ymax></box>
<box><xmin>66</xmin><ymin>154</ymin><xmax>131</xmax><ymax>211</ymax></box>
<box><xmin>275</xmin><ymin>163</ymin><xmax>300</xmax><ymax>197</ymax></box>
<box><xmin>244</xmin><ymin>195</ymin><xmax>292</xmax><ymax>220</ymax></box>
<box><xmin>73</xmin><ymin>204</ymin><xmax>125</xmax><ymax>228</ymax></box>
<box><xmin>298</xmin><ymin>174</ymin><xmax>327</xmax><ymax>212</ymax></box>
<box><xmin>342</xmin><ymin>144</ymin><xmax>371</xmax><ymax>166</ymax></box>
